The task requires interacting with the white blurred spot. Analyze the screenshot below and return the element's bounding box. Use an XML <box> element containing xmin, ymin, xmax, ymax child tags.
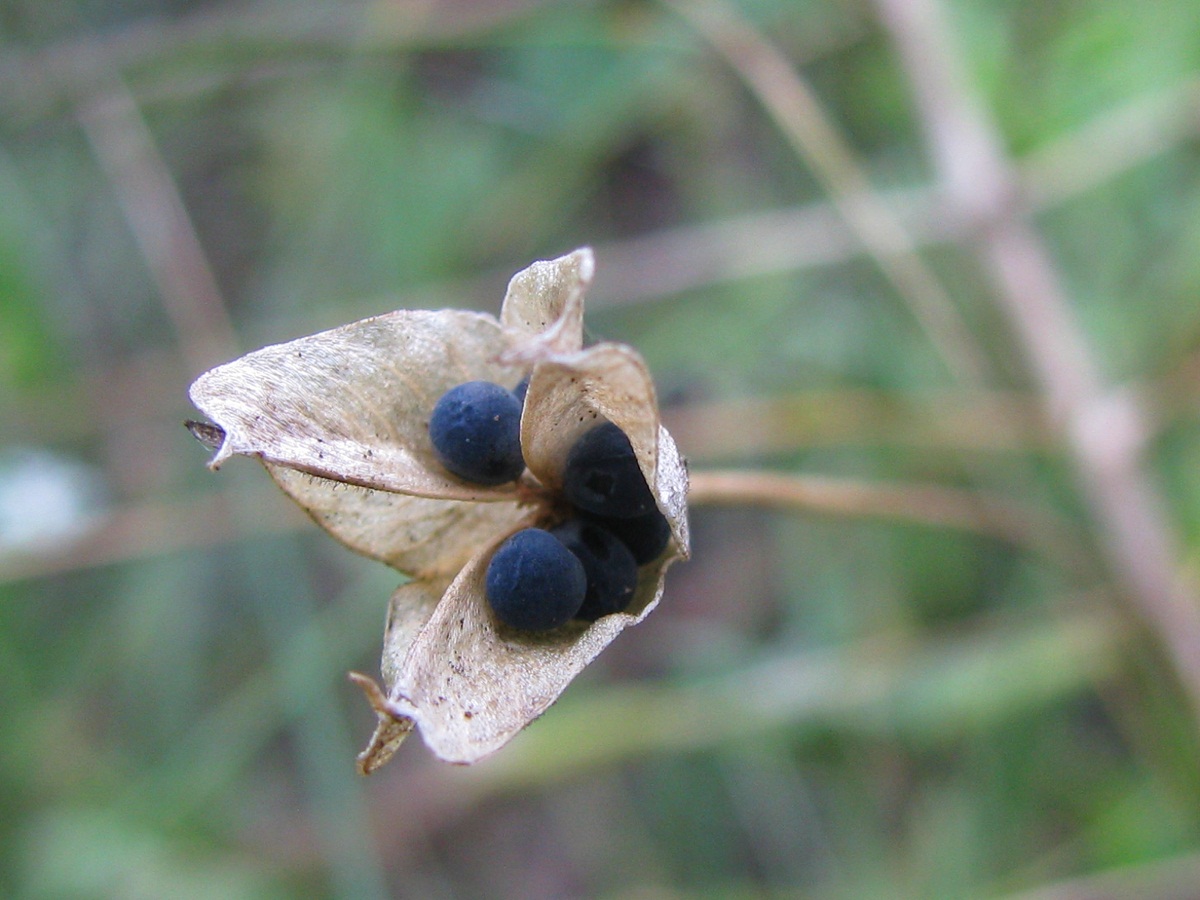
<box><xmin>0</xmin><ymin>448</ymin><xmax>107</xmax><ymax>553</ymax></box>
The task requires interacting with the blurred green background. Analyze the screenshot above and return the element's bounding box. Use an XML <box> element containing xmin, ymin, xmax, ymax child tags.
<box><xmin>4</xmin><ymin>0</ymin><xmax>1200</xmax><ymax>897</ymax></box>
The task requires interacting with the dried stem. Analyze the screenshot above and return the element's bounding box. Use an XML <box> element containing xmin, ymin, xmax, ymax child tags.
<box><xmin>71</xmin><ymin>61</ymin><xmax>239</xmax><ymax>375</ymax></box>
<box><xmin>662</xmin><ymin>0</ymin><xmax>989</xmax><ymax>385</ymax></box>
<box><xmin>687</xmin><ymin>469</ymin><xmax>1087</xmax><ymax>573</ymax></box>
<box><xmin>872</xmin><ymin>0</ymin><xmax>1200</xmax><ymax>725</ymax></box>
<box><xmin>1021</xmin><ymin>77</ymin><xmax>1200</xmax><ymax>210</ymax></box>
<box><xmin>663</xmin><ymin>389</ymin><xmax>1049</xmax><ymax>459</ymax></box>
<box><xmin>0</xmin><ymin>489</ymin><xmax>307</xmax><ymax>586</ymax></box>
<box><xmin>350</xmin><ymin>74</ymin><xmax>1200</xmax><ymax>324</ymax></box>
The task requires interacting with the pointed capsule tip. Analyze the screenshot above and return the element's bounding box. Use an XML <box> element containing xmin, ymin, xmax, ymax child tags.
<box><xmin>185</xmin><ymin>419</ymin><xmax>226</xmax><ymax>450</ymax></box>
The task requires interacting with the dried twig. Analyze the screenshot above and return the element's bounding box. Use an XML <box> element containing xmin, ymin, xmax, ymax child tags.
<box><xmin>661</xmin><ymin>0</ymin><xmax>989</xmax><ymax>384</ymax></box>
<box><xmin>872</xmin><ymin>0</ymin><xmax>1200</xmax><ymax>726</ymax></box>
<box><xmin>1020</xmin><ymin>77</ymin><xmax>1200</xmax><ymax>210</ymax></box>
<box><xmin>0</xmin><ymin>489</ymin><xmax>307</xmax><ymax>585</ymax></box>
<box><xmin>688</xmin><ymin>469</ymin><xmax>1088</xmax><ymax>574</ymax></box>
<box><xmin>0</xmin><ymin>0</ymin><xmax>545</xmax><ymax>118</ymax></box>
<box><xmin>663</xmin><ymin>389</ymin><xmax>1049</xmax><ymax>459</ymax></box>
<box><xmin>71</xmin><ymin>63</ymin><xmax>238</xmax><ymax>375</ymax></box>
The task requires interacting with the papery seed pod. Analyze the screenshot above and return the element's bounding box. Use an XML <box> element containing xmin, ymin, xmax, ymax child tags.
<box><xmin>188</xmin><ymin>247</ymin><xmax>690</xmax><ymax>768</ymax></box>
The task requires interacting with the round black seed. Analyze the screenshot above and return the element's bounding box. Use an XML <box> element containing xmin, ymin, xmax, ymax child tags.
<box><xmin>587</xmin><ymin>507</ymin><xmax>671</xmax><ymax>565</ymax></box>
<box><xmin>485</xmin><ymin>528</ymin><xmax>586</xmax><ymax>631</ymax></box>
<box><xmin>551</xmin><ymin>519</ymin><xmax>639</xmax><ymax>621</ymax></box>
<box><xmin>430</xmin><ymin>381</ymin><xmax>525</xmax><ymax>486</ymax></box>
<box><xmin>562</xmin><ymin>421</ymin><xmax>656</xmax><ymax>518</ymax></box>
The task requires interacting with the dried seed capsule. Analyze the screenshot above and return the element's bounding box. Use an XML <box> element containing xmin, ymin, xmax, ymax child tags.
<box><xmin>513</xmin><ymin>375</ymin><xmax>531</xmax><ymax>404</ymax></box>
<box><xmin>485</xmin><ymin>528</ymin><xmax>586</xmax><ymax>631</ymax></box>
<box><xmin>430</xmin><ymin>381</ymin><xmax>525</xmax><ymax>486</ymax></box>
<box><xmin>551</xmin><ymin>518</ymin><xmax>639</xmax><ymax>621</ymax></box>
<box><xmin>587</xmin><ymin>508</ymin><xmax>671</xmax><ymax>565</ymax></box>
<box><xmin>562</xmin><ymin>421</ymin><xmax>656</xmax><ymax>518</ymax></box>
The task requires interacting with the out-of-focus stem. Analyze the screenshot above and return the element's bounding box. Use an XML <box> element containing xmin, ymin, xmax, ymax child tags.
<box><xmin>72</xmin><ymin>63</ymin><xmax>239</xmax><ymax>375</ymax></box>
<box><xmin>872</xmin><ymin>0</ymin><xmax>1200</xmax><ymax>725</ymax></box>
<box><xmin>662</xmin><ymin>0</ymin><xmax>989</xmax><ymax>385</ymax></box>
<box><xmin>687</xmin><ymin>469</ymin><xmax>1087</xmax><ymax>574</ymax></box>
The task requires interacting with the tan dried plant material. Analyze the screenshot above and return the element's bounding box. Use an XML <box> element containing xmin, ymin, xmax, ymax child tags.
<box><xmin>188</xmin><ymin>248</ymin><xmax>690</xmax><ymax>767</ymax></box>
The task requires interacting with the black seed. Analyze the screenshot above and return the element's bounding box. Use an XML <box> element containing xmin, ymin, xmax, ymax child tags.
<box><xmin>485</xmin><ymin>528</ymin><xmax>586</xmax><ymax>631</ymax></box>
<box><xmin>551</xmin><ymin>519</ymin><xmax>638</xmax><ymax>621</ymax></box>
<box><xmin>562</xmin><ymin>421</ymin><xmax>656</xmax><ymax>518</ymax></box>
<box><xmin>430</xmin><ymin>381</ymin><xmax>524</xmax><ymax>485</ymax></box>
<box><xmin>586</xmin><ymin>508</ymin><xmax>671</xmax><ymax>565</ymax></box>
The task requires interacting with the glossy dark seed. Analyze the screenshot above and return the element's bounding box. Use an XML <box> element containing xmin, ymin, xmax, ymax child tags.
<box><xmin>588</xmin><ymin>508</ymin><xmax>671</xmax><ymax>565</ymax></box>
<box><xmin>485</xmin><ymin>528</ymin><xmax>586</xmax><ymax>631</ymax></box>
<box><xmin>562</xmin><ymin>421</ymin><xmax>656</xmax><ymax>518</ymax></box>
<box><xmin>429</xmin><ymin>381</ymin><xmax>525</xmax><ymax>485</ymax></box>
<box><xmin>551</xmin><ymin>519</ymin><xmax>639</xmax><ymax>621</ymax></box>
